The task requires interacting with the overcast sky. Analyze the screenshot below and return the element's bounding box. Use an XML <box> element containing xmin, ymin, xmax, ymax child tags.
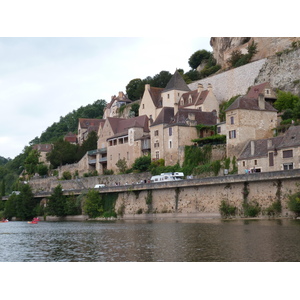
<box><xmin>0</xmin><ymin>37</ymin><xmax>212</xmax><ymax>159</ymax></box>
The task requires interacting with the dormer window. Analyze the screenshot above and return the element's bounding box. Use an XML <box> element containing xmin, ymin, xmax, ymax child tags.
<box><xmin>180</xmin><ymin>99</ymin><xmax>184</xmax><ymax>106</ymax></box>
<box><xmin>188</xmin><ymin>96</ymin><xmax>192</xmax><ymax>104</ymax></box>
<box><xmin>265</xmin><ymin>89</ymin><xmax>270</xmax><ymax>95</ymax></box>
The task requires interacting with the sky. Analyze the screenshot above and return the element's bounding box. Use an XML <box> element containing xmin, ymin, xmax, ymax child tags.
<box><xmin>0</xmin><ymin>37</ymin><xmax>212</xmax><ymax>159</ymax></box>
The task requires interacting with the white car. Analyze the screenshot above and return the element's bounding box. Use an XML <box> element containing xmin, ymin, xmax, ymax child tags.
<box><xmin>94</xmin><ymin>184</ymin><xmax>105</xmax><ymax>188</ymax></box>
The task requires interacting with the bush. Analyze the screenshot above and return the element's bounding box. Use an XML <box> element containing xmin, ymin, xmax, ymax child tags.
<box><xmin>219</xmin><ymin>200</ymin><xmax>237</xmax><ymax>218</ymax></box>
<box><xmin>243</xmin><ymin>202</ymin><xmax>261</xmax><ymax>217</ymax></box>
<box><xmin>132</xmin><ymin>155</ymin><xmax>151</xmax><ymax>172</ymax></box>
<box><xmin>265</xmin><ymin>200</ymin><xmax>282</xmax><ymax>217</ymax></box>
<box><xmin>62</xmin><ymin>171</ymin><xmax>72</xmax><ymax>180</ymax></box>
<box><xmin>287</xmin><ymin>192</ymin><xmax>300</xmax><ymax>217</ymax></box>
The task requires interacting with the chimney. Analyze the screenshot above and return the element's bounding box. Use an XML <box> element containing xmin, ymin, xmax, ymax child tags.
<box><xmin>207</xmin><ymin>83</ymin><xmax>212</xmax><ymax>91</ymax></box>
<box><xmin>250</xmin><ymin>140</ymin><xmax>255</xmax><ymax>156</ymax></box>
<box><xmin>197</xmin><ymin>83</ymin><xmax>204</xmax><ymax>93</ymax></box>
<box><xmin>267</xmin><ymin>139</ymin><xmax>272</xmax><ymax>149</ymax></box>
<box><xmin>258</xmin><ymin>93</ymin><xmax>265</xmax><ymax>110</ymax></box>
<box><xmin>145</xmin><ymin>84</ymin><xmax>150</xmax><ymax>91</ymax></box>
<box><xmin>118</xmin><ymin>91</ymin><xmax>124</xmax><ymax>99</ymax></box>
<box><xmin>174</xmin><ymin>102</ymin><xmax>179</xmax><ymax>116</ymax></box>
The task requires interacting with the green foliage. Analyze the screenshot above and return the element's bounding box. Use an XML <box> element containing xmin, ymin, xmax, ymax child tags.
<box><xmin>219</xmin><ymin>95</ymin><xmax>240</xmax><ymax>122</ymax></box>
<box><xmin>103</xmin><ymin>169</ymin><xmax>114</xmax><ymax>175</ymax></box>
<box><xmin>287</xmin><ymin>192</ymin><xmax>300</xmax><ymax>217</ymax></box>
<box><xmin>192</xmin><ymin>134</ymin><xmax>226</xmax><ymax>146</ymax></box>
<box><xmin>274</xmin><ymin>90</ymin><xmax>300</xmax><ymax>112</ymax></box>
<box><xmin>35</xmin><ymin>99</ymin><xmax>106</xmax><ymax>144</ymax></box>
<box><xmin>130</xmin><ymin>102</ymin><xmax>140</xmax><ymax>117</ymax></box>
<box><xmin>65</xmin><ymin>194</ymin><xmax>82</xmax><ymax>215</ymax></box>
<box><xmin>83</xmin><ymin>189</ymin><xmax>103</xmax><ymax>218</ymax></box>
<box><xmin>126</xmin><ymin>78</ymin><xmax>145</xmax><ymax>101</ymax></box>
<box><xmin>227</xmin><ymin>41</ymin><xmax>258</xmax><ymax>68</ymax></box>
<box><xmin>242</xmin><ymin>202</ymin><xmax>261</xmax><ymax>217</ymax></box>
<box><xmin>132</xmin><ymin>155</ymin><xmax>151</xmax><ymax>172</ymax></box>
<box><xmin>219</xmin><ymin>200</ymin><xmax>237</xmax><ymax>218</ymax></box>
<box><xmin>62</xmin><ymin>171</ymin><xmax>72</xmax><ymax>180</ymax></box>
<box><xmin>4</xmin><ymin>194</ymin><xmax>18</xmax><ymax>219</ymax></box>
<box><xmin>188</xmin><ymin>50</ymin><xmax>212</xmax><ymax>69</ymax></box>
<box><xmin>47</xmin><ymin>184</ymin><xmax>66</xmax><ymax>217</ymax></box>
<box><xmin>265</xmin><ymin>200</ymin><xmax>282</xmax><ymax>217</ymax></box>
<box><xmin>24</xmin><ymin>149</ymin><xmax>40</xmax><ymax>175</ymax></box>
<box><xmin>36</xmin><ymin>164</ymin><xmax>48</xmax><ymax>176</ymax></box>
<box><xmin>77</xmin><ymin>131</ymin><xmax>98</xmax><ymax>160</ymax></box>
<box><xmin>211</xmin><ymin>160</ymin><xmax>221</xmax><ymax>176</ymax></box>
<box><xmin>116</xmin><ymin>158</ymin><xmax>128</xmax><ymax>174</ymax></box>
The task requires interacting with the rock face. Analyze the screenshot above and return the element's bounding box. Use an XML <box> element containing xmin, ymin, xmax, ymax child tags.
<box><xmin>210</xmin><ymin>37</ymin><xmax>300</xmax><ymax>68</ymax></box>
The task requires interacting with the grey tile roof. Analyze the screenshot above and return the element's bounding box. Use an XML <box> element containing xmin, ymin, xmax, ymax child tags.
<box><xmin>162</xmin><ymin>70</ymin><xmax>190</xmax><ymax>93</ymax></box>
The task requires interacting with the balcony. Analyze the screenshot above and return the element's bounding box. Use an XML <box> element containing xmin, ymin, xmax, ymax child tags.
<box><xmin>88</xmin><ymin>159</ymin><xmax>96</xmax><ymax>165</ymax></box>
<box><xmin>99</xmin><ymin>157</ymin><xmax>107</xmax><ymax>163</ymax></box>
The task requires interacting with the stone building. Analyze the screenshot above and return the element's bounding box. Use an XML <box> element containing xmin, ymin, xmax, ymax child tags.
<box><xmin>32</xmin><ymin>144</ymin><xmax>53</xmax><ymax>166</ymax></box>
<box><xmin>150</xmin><ymin>106</ymin><xmax>217</xmax><ymax>165</ymax></box>
<box><xmin>95</xmin><ymin>115</ymin><xmax>150</xmax><ymax>174</ymax></box>
<box><xmin>225</xmin><ymin>93</ymin><xmax>278</xmax><ymax>158</ymax></box>
<box><xmin>103</xmin><ymin>91</ymin><xmax>132</xmax><ymax>119</ymax></box>
<box><xmin>77</xmin><ymin>118</ymin><xmax>105</xmax><ymax>145</ymax></box>
<box><xmin>237</xmin><ymin>125</ymin><xmax>300</xmax><ymax>174</ymax></box>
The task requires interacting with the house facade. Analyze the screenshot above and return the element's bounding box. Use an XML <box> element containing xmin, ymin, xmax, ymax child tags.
<box><xmin>103</xmin><ymin>91</ymin><xmax>132</xmax><ymax>119</ymax></box>
<box><xmin>237</xmin><ymin>125</ymin><xmax>300</xmax><ymax>174</ymax></box>
<box><xmin>225</xmin><ymin>94</ymin><xmax>278</xmax><ymax>158</ymax></box>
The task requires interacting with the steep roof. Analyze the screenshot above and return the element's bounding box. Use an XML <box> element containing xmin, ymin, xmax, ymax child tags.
<box><xmin>107</xmin><ymin>115</ymin><xmax>149</xmax><ymax>139</ymax></box>
<box><xmin>151</xmin><ymin>107</ymin><xmax>217</xmax><ymax>127</ymax></box>
<box><xmin>32</xmin><ymin>144</ymin><xmax>53</xmax><ymax>152</ymax></box>
<box><xmin>162</xmin><ymin>70</ymin><xmax>190</xmax><ymax>93</ymax></box>
<box><xmin>246</xmin><ymin>82</ymin><xmax>276</xmax><ymax>100</ymax></box>
<box><xmin>78</xmin><ymin>118</ymin><xmax>105</xmax><ymax>129</ymax></box>
<box><xmin>225</xmin><ymin>96</ymin><xmax>277</xmax><ymax>112</ymax></box>
<box><xmin>180</xmin><ymin>89</ymin><xmax>209</xmax><ymax>107</ymax></box>
<box><xmin>149</xmin><ymin>86</ymin><xmax>164</xmax><ymax>108</ymax></box>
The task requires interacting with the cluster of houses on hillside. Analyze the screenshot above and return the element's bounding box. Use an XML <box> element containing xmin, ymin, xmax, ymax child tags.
<box><xmin>33</xmin><ymin>70</ymin><xmax>300</xmax><ymax>176</ymax></box>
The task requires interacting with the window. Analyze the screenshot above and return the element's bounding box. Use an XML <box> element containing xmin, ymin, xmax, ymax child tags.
<box><xmin>283</xmin><ymin>149</ymin><xmax>293</xmax><ymax>158</ymax></box>
<box><xmin>142</xmin><ymin>104</ymin><xmax>145</xmax><ymax>109</ymax></box>
<box><xmin>169</xmin><ymin>141</ymin><xmax>172</xmax><ymax>148</ymax></box>
<box><xmin>269</xmin><ymin>152</ymin><xmax>274</xmax><ymax>167</ymax></box>
<box><xmin>154</xmin><ymin>130</ymin><xmax>159</xmax><ymax>136</ymax></box>
<box><xmin>283</xmin><ymin>163</ymin><xmax>293</xmax><ymax>170</ymax></box>
<box><xmin>265</xmin><ymin>89</ymin><xmax>270</xmax><ymax>95</ymax></box>
<box><xmin>169</xmin><ymin>127</ymin><xmax>172</xmax><ymax>136</ymax></box>
<box><xmin>230</xmin><ymin>116</ymin><xmax>234</xmax><ymax>124</ymax></box>
<box><xmin>154</xmin><ymin>140</ymin><xmax>159</xmax><ymax>148</ymax></box>
<box><xmin>155</xmin><ymin>151</ymin><xmax>159</xmax><ymax>159</ymax></box>
<box><xmin>167</xmin><ymin>94</ymin><xmax>170</xmax><ymax>99</ymax></box>
<box><xmin>254</xmin><ymin>160</ymin><xmax>257</xmax><ymax>165</ymax></box>
<box><xmin>217</xmin><ymin>126</ymin><xmax>221</xmax><ymax>134</ymax></box>
<box><xmin>243</xmin><ymin>161</ymin><xmax>245</xmax><ymax>167</ymax></box>
<box><xmin>229</xmin><ymin>130</ymin><xmax>236</xmax><ymax>139</ymax></box>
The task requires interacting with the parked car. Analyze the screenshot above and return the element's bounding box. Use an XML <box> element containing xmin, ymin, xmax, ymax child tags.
<box><xmin>94</xmin><ymin>184</ymin><xmax>105</xmax><ymax>188</ymax></box>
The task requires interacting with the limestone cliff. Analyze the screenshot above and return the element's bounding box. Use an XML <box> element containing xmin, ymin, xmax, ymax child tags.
<box><xmin>210</xmin><ymin>37</ymin><xmax>300</xmax><ymax>69</ymax></box>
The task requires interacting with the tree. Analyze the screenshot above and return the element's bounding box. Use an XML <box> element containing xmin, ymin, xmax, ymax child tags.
<box><xmin>15</xmin><ymin>184</ymin><xmax>37</xmax><ymax>220</ymax></box>
<box><xmin>151</xmin><ymin>71</ymin><xmax>172</xmax><ymax>88</ymax></box>
<box><xmin>274</xmin><ymin>90</ymin><xmax>300</xmax><ymax>112</ymax></box>
<box><xmin>76</xmin><ymin>131</ymin><xmax>98</xmax><ymax>161</ymax></box>
<box><xmin>132</xmin><ymin>155</ymin><xmax>151</xmax><ymax>172</ymax></box>
<box><xmin>188</xmin><ymin>50</ymin><xmax>212</xmax><ymax>69</ymax></box>
<box><xmin>47</xmin><ymin>184</ymin><xmax>66</xmax><ymax>217</ymax></box>
<box><xmin>116</xmin><ymin>158</ymin><xmax>128</xmax><ymax>174</ymax></box>
<box><xmin>83</xmin><ymin>189</ymin><xmax>103</xmax><ymax>218</ymax></box>
<box><xmin>24</xmin><ymin>149</ymin><xmax>40</xmax><ymax>175</ymax></box>
<box><xmin>126</xmin><ymin>78</ymin><xmax>145</xmax><ymax>101</ymax></box>
<box><xmin>46</xmin><ymin>138</ymin><xmax>78</xmax><ymax>168</ymax></box>
<box><xmin>130</xmin><ymin>102</ymin><xmax>140</xmax><ymax>117</ymax></box>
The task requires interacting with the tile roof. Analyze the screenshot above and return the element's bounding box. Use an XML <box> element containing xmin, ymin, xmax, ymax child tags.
<box><xmin>246</xmin><ymin>82</ymin><xmax>276</xmax><ymax>100</ymax></box>
<box><xmin>180</xmin><ymin>89</ymin><xmax>209</xmax><ymax>107</ymax></box>
<box><xmin>225</xmin><ymin>96</ymin><xmax>277</xmax><ymax>112</ymax></box>
<box><xmin>238</xmin><ymin>125</ymin><xmax>300</xmax><ymax>160</ymax></box>
<box><xmin>78</xmin><ymin>118</ymin><xmax>105</xmax><ymax>129</ymax></box>
<box><xmin>151</xmin><ymin>107</ymin><xmax>217</xmax><ymax>127</ymax></box>
<box><xmin>107</xmin><ymin>115</ymin><xmax>149</xmax><ymax>139</ymax></box>
<box><xmin>32</xmin><ymin>144</ymin><xmax>53</xmax><ymax>152</ymax></box>
<box><xmin>162</xmin><ymin>70</ymin><xmax>190</xmax><ymax>93</ymax></box>
<box><xmin>149</xmin><ymin>86</ymin><xmax>164</xmax><ymax>108</ymax></box>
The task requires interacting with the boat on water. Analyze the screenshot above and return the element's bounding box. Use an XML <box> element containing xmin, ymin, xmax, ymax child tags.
<box><xmin>28</xmin><ymin>217</ymin><xmax>40</xmax><ymax>224</ymax></box>
<box><xmin>1</xmin><ymin>219</ymin><xmax>9</xmax><ymax>223</ymax></box>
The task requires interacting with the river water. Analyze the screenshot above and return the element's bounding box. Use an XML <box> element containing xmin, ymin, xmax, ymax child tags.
<box><xmin>1</xmin><ymin>218</ymin><xmax>300</xmax><ymax>262</ymax></box>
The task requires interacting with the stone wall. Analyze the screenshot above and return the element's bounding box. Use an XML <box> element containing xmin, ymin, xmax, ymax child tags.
<box><xmin>188</xmin><ymin>59</ymin><xmax>267</xmax><ymax>103</ymax></box>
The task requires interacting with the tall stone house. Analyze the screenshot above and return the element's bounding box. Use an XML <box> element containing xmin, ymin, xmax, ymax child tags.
<box><xmin>237</xmin><ymin>125</ymin><xmax>300</xmax><ymax>174</ymax></box>
<box><xmin>225</xmin><ymin>93</ymin><xmax>278</xmax><ymax>158</ymax></box>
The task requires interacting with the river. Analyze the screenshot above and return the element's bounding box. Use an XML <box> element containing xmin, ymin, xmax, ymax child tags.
<box><xmin>1</xmin><ymin>218</ymin><xmax>300</xmax><ymax>262</ymax></box>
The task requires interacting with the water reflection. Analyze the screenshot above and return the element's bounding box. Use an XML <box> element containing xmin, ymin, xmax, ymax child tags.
<box><xmin>1</xmin><ymin>219</ymin><xmax>300</xmax><ymax>262</ymax></box>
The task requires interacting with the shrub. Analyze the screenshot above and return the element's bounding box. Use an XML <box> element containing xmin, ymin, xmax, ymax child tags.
<box><xmin>265</xmin><ymin>200</ymin><xmax>282</xmax><ymax>217</ymax></box>
<box><xmin>62</xmin><ymin>171</ymin><xmax>72</xmax><ymax>180</ymax></box>
<box><xmin>219</xmin><ymin>200</ymin><xmax>237</xmax><ymax>218</ymax></box>
<box><xmin>287</xmin><ymin>192</ymin><xmax>300</xmax><ymax>217</ymax></box>
<box><xmin>243</xmin><ymin>202</ymin><xmax>261</xmax><ymax>217</ymax></box>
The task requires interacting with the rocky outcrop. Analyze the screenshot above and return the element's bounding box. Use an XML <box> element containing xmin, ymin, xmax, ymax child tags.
<box><xmin>210</xmin><ymin>37</ymin><xmax>300</xmax><ymax>69</ymax></box>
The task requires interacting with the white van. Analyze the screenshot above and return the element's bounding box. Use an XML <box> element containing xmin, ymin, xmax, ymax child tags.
<box><xmin>94</xmin><ymin>184</ymin><xmax>105</xmax><ymax>188</ymax></box>
<box><xmin>150</xmin><ymin>172</ymin><xmax>184</xmax><ymax>183</ymax></box>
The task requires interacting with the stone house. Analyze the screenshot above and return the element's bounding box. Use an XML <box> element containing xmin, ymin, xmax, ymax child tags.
<box><xmin>179</xmin><ymin>83</ymin><xmax>219</xmax><ymax>117</ymax></box>
<box><xmin>32</xmin><ymin>144</ymin><xmax>53</xmax><ymax>166</ymax></box>
<box><xmin>77</xmin><ymin>118</ymin><xmax>105</xmax><ymax>145</ymax></box>
<box><xmin>95</xmin><ymin>115</ymin><xmax>150</xmax><ymax>174</ymax></box>
<box><xmin>237</xmin><ymin>125</ymin><xmax>300</xmax><ymax>174</ymax></box>
<box><xmin>246</xmin><ymin>82</ymin><xmax>277</xmax><ymax>106</ymax></box>
<box><xmin>64</xmin><ymin>132</ymin><xmax>77</xmax><ymax>144</ymax></box>
<box><xmin>150</xmin><ymin>105</ymin><xmax>217</xmax><ymax>166</ymax></box>
<box><xmin>225</xmin><ymin>93</ymin><xmax>278</xmax><ymax>158</ymax></box>
<box><xmin>103</xmin><ymin>91</ymin><xmax>132</xmax><ymax>119</ymax></box>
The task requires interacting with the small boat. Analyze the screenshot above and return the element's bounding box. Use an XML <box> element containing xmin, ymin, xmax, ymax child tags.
<box><xmin>1</xmin><ymin>219</ymin><xmax>9</xmax><ymax>223</ymax></box>
<box><xmin>28</xmin><ymin>217</ymin><xmax>40</xmax><ymax>224</ymax></box>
